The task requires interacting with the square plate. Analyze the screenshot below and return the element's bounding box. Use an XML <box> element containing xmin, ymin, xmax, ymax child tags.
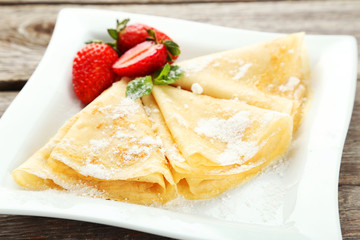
<box><xmin>0</xmin><ymin>8</ymin><xmax>357</xmax><ymax>240</ymax></box>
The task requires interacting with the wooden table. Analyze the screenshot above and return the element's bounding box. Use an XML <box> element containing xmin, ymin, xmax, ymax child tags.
<box><xmin>1</xmin><ymin>1</ymin><xmax>359</xmax><ymax>239</ymax></box>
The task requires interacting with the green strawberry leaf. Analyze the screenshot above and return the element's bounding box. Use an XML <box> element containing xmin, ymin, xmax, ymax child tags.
<box><xmin>153</xmin><ymin>64</ymin><xmax>184</xmax><ymax>85</ymax></box>
<box><xmin>166</xmin><ymin>53</ymin><xmax>173</xmax><ymax>62</ymax></box>
<box><xmin>107</xmin><ymin>29</ymin><xmax>118</xmax><ymax>40</ymax></box>
<box><xmin>163</xmin><ymin>40</ymin><xmax>181</xmax><ymax>57</ymax></box>
<box><xmin>126</xmin><ymin>76</ymin><xmax>153</xmax><ymax>99</ymax></box>
<box><xmin>105</xmin><ymin>41</ymin><xmax>116</xmax><ymax>48</ymax></box>
<box><xmin>116</xmin><ymin>18</ymin><xmax>130</xmax><ymax>32</ymax></box>
<box><xmin>85</xmin><ymin>40</ymin><xmax>103</xmax><ymax>44</ymax></box>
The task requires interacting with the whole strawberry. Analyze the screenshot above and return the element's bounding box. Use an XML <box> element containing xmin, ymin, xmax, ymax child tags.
<box><xmin>72</xmin><ymin>43</ymin><xmax>118</xmax><ymax>105</ymax></box>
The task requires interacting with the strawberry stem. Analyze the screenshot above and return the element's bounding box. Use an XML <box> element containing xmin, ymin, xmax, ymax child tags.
<box><xmin>146</xmin><ymin>29</ymin><xmax>158</xmax><ymax>43</ymax></box>
<box><xmin>116</xmin><ymin>18</ymin><xmax>130</xmax><ymax>32</ymax></box>
<box><xmin>106</xmin><ymin>18</ymin><xmax>131</xmax><ymax>56</ymax></box>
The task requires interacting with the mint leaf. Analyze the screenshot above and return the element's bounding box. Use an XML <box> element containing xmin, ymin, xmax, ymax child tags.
<box><xmin>163</xmin><ymin>40</ymin><xmax>181</xmax><ymax>57</ymax></box>
<box><xmin>126</xmin><ymin>76</ymin><xmax>153</xmax><ymax>99</ymax></box>
<box><xmin>153</xmin><ymin>64</ymin><xmax>184</xmax><ymax>85</ymax></box>
<box><xmin>153</xmin><ymin>63</ymin><xmax>170</xmax><ymax>80</ymax></box>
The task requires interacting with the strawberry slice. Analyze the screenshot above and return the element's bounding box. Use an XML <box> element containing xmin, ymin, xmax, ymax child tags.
<box><xmin>112</xmin><ymin>41</ymin><xmax>168</xmax><ymax>77</ymax></box>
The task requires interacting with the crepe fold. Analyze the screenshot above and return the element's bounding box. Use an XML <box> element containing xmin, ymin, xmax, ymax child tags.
<box><xmin>13</xmin><ymin>80</ymin><xmax>176</xmax><ymax>205</ymax></box>
<box><xmin>174</xmin><ymin>32</ymin><xmax>310</xmax><ymax>131</ymax></box>
<box><xmin>142</xmin><ymin>85</ymin><xmax>293</xmax><ymax>199</ymax></box>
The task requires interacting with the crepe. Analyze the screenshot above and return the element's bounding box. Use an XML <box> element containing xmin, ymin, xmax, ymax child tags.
<box><xmin>13</xmin><ymin>33</ymin><xmax>310</xmax><ymax>204</ymax></box>
<box><xmin>174</xmin><ymin>32</ymin><xmax>310</xmax><ymax>131</ymax></box>
<box><xmin>13</xmin><ymin>80</ymin><xmax>176</xmax><ymax>205</ymax></box>
<box><xmin>143</xmin><ymin>85</ymin><xmax>293</xmax><ymax>199</ymax></box>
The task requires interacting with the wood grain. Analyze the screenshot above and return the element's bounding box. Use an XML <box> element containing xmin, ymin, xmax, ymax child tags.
<box><xmin>339</xmin><ymin>185</ymin><xmax>360</xmax><ymax>239</ymax></box>
<box><xmin>0</xmin><ymin>215</ymin><xmax>172</xmax><ymax>240</ymax></box>
<box><xmin>0</xmin><ymin>1</ymin><xmax>359</xmax><ymax>89</ymax></box>
<box><xmin>339</xmin><ymin>82</ymin><xmax>360</xmax><ymax>186</ymax></box>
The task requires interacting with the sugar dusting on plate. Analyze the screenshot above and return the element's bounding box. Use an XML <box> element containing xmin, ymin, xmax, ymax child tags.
<box><xmin>162</xmin><ymin>157</ymin><xmax>289</xmax><ymax>225</ymax></box>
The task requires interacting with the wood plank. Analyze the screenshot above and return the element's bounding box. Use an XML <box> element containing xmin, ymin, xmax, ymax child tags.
<box><xmin>0</xmin><ymin>214</ymin><xmax>171</xmax><ymax>240</ymax></box>
<box><xmin>339</xmin><ymin>81</ymin><xmax>360</xmax><ymax>185</ymax></box>
<box><xmin>339</xmin><ymin>185</ymin><xmax>360</xmax><ymax>239</ymax></box>
<box><xmin>0</xmin><ymin>1</ymin><xmax>359</xmax><ymax>89</ymax></box>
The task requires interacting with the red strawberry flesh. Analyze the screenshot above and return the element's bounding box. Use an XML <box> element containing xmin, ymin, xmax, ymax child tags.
<box><xmin>112</xmin><ymin>41</ymin><xmax>168</xmax><ymax>77</ymax></box>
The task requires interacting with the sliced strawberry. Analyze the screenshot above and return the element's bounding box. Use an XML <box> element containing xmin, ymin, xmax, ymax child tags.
<box><xmin>108</xmin><ymin>19</ymin><xmax>179</xmax><ymax>61</ymax></box>
<box><xmin>112</xmin><ymin>41</ymin><xmax>168</xmax><ymax>77</ymax></box>
<box><xmin>118</xmin><ymin>23</ymin><xmax>172</xmax><ymax>54</ymax></box>
<box><xmin>72</xmin><ymin>43</ymin><xmax>118</xmax><ymax>105</ymax></box>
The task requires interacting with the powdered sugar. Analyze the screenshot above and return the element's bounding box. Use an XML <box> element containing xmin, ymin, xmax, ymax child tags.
<box><xmin>191</xmin><ymin>83</ymin><xmax>203</xmax><ymax>94</ymax></box>
<box><xmin>162</xmin><ymin>157</ymin><xmax>290</xmax><ymax>225</ymax></box>
<box><xmin>114</xmin><ymin>130</ymin><xmax>135</xmax><ymax>140</ymax></box>
<box><xmin>89</xmin><ymin>139</ymin><xmax>109</xmax><ymax>151</ymax></box>
<box><xmin>217</xmin><ymin>141</ymin><xmax>259</xmax><ymax>165</ymax></box>
<box><xmin>139</xmin><ymin>136</ymin><xmax>162</xmax><ymax>146</ymax></box>
<box><xmin>172</xmin><ymin>113</ymin><xmax>189</xmax><ymax>127</ymax></box>
<box><xmin>79</xmin><ymin>161</ymin><xmax>112</xmax><ymax>180</ymax></box>
<box><xmin>56</xmin><ymin>138</ymin><xmax>75</xmax><ymax>149</ymax></box>
<box><xmin>98</xmin><ymin>98</ymin><xmax>140</xmax><ymax>120</ymax></box>
<box><xmin>231</xmin><ymin>63</ymin><xmax>252</xmax><ymax>80</ymax></box>
<box><xmin>279</xmin><ymin>76</ymin><xmax>300</xmax><ymax>92</ymax></box>
<box><xmin>195</xmin><ymin>111</ymin><xmax>259</xmax><ymax>165</ymax></box>
<box><xmin>122</xmin><ymin>145</ymin><xmax>152</xmax><ymax>163</ymax></box>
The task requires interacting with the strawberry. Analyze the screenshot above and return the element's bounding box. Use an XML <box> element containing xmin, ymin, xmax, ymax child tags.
<box><xmin>107</xmin><ymin>19</ymin><xmax>179</xmax><ymax>61</ymax></box>
<box><xmin>112</xmin><ymin>41</ymin><xmax>168</xmax><ymax>77</ymax></box>
<box><xmin>72</xmin><ymin>43</ymin><xmax>119</xmax><ymax>105</ymax></box>
<box><xmin>118</xmin><ymin>23</ymin><xmax>172</xmax><ymax>54</ymax></box>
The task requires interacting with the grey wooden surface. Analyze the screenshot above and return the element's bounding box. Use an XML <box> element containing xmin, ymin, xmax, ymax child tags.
<box><xmin>0</xmin><ymin>1</ymin><xmax>359</xmax><ymax>239</ymax></box>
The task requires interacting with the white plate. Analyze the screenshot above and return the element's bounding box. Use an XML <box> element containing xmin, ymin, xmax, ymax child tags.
<box><xmin>0</xmin><ymin>8</ymin><xmax>357</xmax><ymax>240</ymax></box>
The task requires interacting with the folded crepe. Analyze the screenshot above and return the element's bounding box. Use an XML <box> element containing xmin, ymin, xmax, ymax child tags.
<box><xmin>174</xmin><ymin>32</ymin><xmax>310</xmax><ymax>131</ymax></box>
<box><xmin>13</xmin><ymin>33</ymin><xmax>309</xmax><ymax>204</ymax></box>
<box><xmin>13</xmin><ymin>80</ymin><xmax>176</xmax><ymax>205</ymax></box>
<box><xmin>142</xmin><ymin>85</ymin><xmax>293</xmax><ymax>199</ymax></box>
